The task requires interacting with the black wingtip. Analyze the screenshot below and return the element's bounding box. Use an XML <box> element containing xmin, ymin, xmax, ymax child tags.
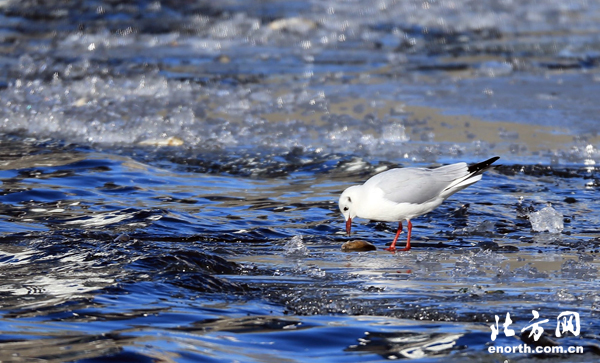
<box><xmin>468</xmin><ymin>156</ymin><xmax>500</xmax><ymax>174</ymax></box>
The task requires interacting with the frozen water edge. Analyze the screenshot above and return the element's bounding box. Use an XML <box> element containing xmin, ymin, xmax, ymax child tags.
<box><xmin>3</xmin><ymin>73</ymin><xmax>600</xmax><ymax>165</ymax></box>
<box><xmin>1</xmin><ymin>1</ymin><xmax>600</xmax><ymax>164</ymax></box>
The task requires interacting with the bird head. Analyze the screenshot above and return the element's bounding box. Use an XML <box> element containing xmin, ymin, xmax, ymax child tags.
<box><xmin>339</xmin><ymin>186</ymin><xmax>359</xmax><ymax>235</ymax></box>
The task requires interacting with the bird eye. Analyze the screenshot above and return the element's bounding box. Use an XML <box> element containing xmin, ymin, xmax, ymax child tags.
<box><xmin>343</xmin><ymin>207</ymin><xmax>349</xmax><ymax>211</ymax></box>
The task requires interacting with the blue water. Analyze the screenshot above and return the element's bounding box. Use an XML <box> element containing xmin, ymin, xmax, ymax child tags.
<box><xmin>1</xmin><ymin>1</ymin><xmax>600</xmax><ymax>362</ymax></box>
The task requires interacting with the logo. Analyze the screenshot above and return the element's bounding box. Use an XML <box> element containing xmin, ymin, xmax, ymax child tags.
<box><xmin>488</xmin><ymin>310</ymin><xmax>583</xmax><ymax>355</ymax></box>
<box><xmin>490</xmin><ymin>310</ymin><xmax>580</xmax><ymax>341</ymax></box>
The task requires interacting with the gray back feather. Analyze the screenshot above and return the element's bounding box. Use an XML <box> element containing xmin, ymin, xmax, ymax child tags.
<box><xmin>364</xmin><ymin>163</ymin><xmax>469</xmax><ymax>205</ymax></box>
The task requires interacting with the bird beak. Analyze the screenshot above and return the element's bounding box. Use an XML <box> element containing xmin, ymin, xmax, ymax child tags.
<box><xmin>345</xmin><ymin>217</ymin><xmax>352</xmax><ymax>235</ymax></box>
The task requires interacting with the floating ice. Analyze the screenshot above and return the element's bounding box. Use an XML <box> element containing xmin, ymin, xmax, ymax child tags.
<box><xmin>555</xmin><ymin>289</ymin><xmax>577</xmax><ymax>302</ymax></box>
<box><xmin>459</xmin><ymin>220</ymin><xmax>496</xmax><ymax>234</ymax></box>
<box><xmin>306</xmin><ymin>266</ymin><xmax>326</xmax><ymax>278</ymax></box>
<box><xmin>138</xmin><ymin>136</ymin><xmax>184</xmax><ymax>147</ymax></box>
<box><xmin>478</xmin><ymin>61</ymin><xmax>514</xmax><ymax>77</ymax></box>
<box><xmin>561</xmin><ymin>259</ymin><xmax>597</xmax><ymax>280</ymax></box>
<box><xmin>268</xmin><ymin>17</ymin><xmax>317</xmax><ymax>34</ymax></box>
<box><xmin>284</xmin><ymin>235</ymin><xmax>309</xmax><ymax>257</ymax></box>
<box><xmin>592</xmin><ymin>296</ymin><xmax>600</xmax><ymax>312</ymax></box>
<box><xmin>512</xmin><ymin>263</ymin><xmax>549</xmax><ymax>279</ymax></box>
<box><xmin>528</xmin><ymin>206</ymin><xmax>564</xmax><ymax>233</ymax></box>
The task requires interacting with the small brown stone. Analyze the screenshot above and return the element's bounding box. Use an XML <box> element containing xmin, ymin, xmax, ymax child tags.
<box><xmin>341</xmin><ymin>240</ymin><xmax>377</xmax><ymax>252</ymax></box>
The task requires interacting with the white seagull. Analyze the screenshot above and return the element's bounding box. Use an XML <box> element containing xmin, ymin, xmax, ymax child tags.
<box><xmin>338</xmin><ymin>157</ymin><xmax>499</xmax><ymax>252</ymax></box>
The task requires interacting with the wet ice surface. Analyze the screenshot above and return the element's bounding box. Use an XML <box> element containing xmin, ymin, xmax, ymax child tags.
<box><xmin>1</xmin><ymin>1</ymin><xmax>600</xmax><ymax>362</ymax></box>
<box><xmin>3</xmin><ymin>0</ymin><xmax>600</xmax><ymax>163</ymax></box>
<box><xmin>529</xmin><ymin>206</ymin><xmax>565</xmax><ymax>234</ymax></box>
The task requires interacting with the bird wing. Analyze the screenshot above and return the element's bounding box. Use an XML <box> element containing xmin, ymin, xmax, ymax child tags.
<box><xmin>365</xmin><ymin>163</ymin><xmax>470</xmax><ymax>205</ymax></box>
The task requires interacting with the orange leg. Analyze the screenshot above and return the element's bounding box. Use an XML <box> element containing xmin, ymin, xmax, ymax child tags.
<box><xmin>385</xmin><ymin>221</ymin><xmax>403</xmax><ymax>252</ymax></box>
<box><xmin>384</xmin><ymin>220</ymin><xmax>412</xmax><ymax>252</ymax></box>
<box><xmin>401</xmin><ymin>220</ymin><xmax>413</xmax><ymax>251</ymax></box>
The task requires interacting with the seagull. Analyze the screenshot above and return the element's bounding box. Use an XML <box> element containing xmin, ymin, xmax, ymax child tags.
<box><xmin>338</xmin><ymin>157</ymin><xmax>499</xmax><ymax>252</ymax></box>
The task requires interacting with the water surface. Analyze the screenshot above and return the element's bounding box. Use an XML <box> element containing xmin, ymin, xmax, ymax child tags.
<box><xmin>1</xmin><ymin>1</ymin><xmax>600</xmax><ymax>362</ymax></box>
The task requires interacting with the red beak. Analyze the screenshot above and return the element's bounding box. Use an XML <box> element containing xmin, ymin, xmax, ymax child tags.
<box><xmin>346</xmin><ymin>217</ymin><xmax>352</xmax><ymax>235</ymax></box>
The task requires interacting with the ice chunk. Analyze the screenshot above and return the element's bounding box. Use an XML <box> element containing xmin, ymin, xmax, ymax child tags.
<box><xmin>268</xmin><ymin>17</ymin><xmax>317</xmax><ymax>34</ymax></box>
<box><xmin>138</xmin><ymin>136</ymin><xmax>184</xmax><ymax>147</ymax></box>
<box><xmin>478</xmin><ymin>61</ymin><xmax>513</xmax><ymax>77</ymax></box>
<box><xmin>284</xmin><ymin>235</ymin><xmax>308</xmax><ymax>257</ymax></box>
<box><xmin>528</xmin><ymin>206</ymin><xmax>564</xmax><ymax>233</ymax></box>
<box><xmin>592</xmin><ymin>296</ymin><xmax>600</xmax><ymax>312</ymax></box>
<box><xmin>462</xmin><ymin>220</ymin><xmax>496</xmax><ymax>234</ymax></box>
<box><xmin>561</xmin><ymin>259</ymin><xmax>597</xmax><ymax>280</ymax></box>
<box><xmin>381</xmin><ymin>119</ymin><xmax>409</xmax><ymax>143</ymax></box>
<box><xmin>555</xmin><ymin>289</ymin><xmax>577</xmax><ymax>302</ymax></box>
<box><xmin>306</xmin><ymin>266</ymin><xmax>326</xmax><ymax>278</ymax></box>
<box><xmin>513</xmin><ymin>263</ymin><xmax>549</xmax><ymax>279</ymax></box>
